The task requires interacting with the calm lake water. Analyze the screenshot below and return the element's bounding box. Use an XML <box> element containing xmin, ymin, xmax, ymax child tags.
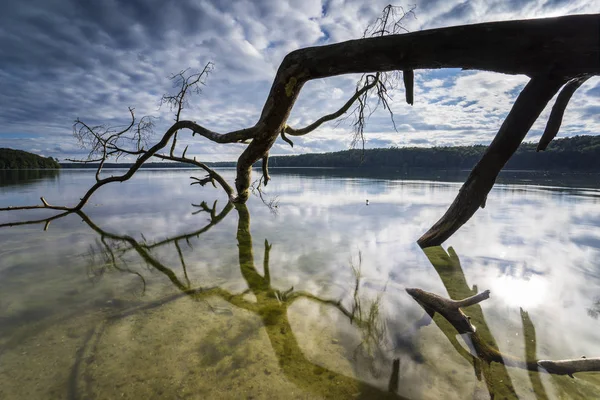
<box><xmin>0</xmin><ymin>168</ymin><xmax>599</xmax><ymax>399</ymax></box>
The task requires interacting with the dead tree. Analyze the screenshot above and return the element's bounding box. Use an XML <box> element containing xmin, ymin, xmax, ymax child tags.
<box><xmin>1</xmin><ymin>9</ymin><xmax>599</xmax><ymax>246</ymax></box>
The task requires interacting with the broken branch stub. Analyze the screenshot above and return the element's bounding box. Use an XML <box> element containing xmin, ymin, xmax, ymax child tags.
<box><xmin>537</xmin><ymin>74</ymin><xmax>593</xmax><ymax>151</ymax></box>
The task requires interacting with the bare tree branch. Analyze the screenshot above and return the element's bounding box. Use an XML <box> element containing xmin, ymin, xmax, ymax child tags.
<box><xmin>0</xmin><ymin>197</ymin><xmax>70</xmax><ymax>212</ymax></box>
<box><xmin>261</xmin><ymin>152</ymin><xmax>270</xmax><ymax>185</ymax></box>
<box><xmin>160</xmin><ymin>63</ymin><xmax>214</xmax><ymax>123</ymax></box>
<box><xmin>538</xmin><ymin>358</ymin><xmax>600</xmax><ymax>377</ymax></box>
<box><xmin>234</xmin><ymin>14</ymin><xmax>599</xmax><ymax>203</ymax></box>
<box><xmin>283</xmin><ymin>75</ymin><xmax>379</xmax><ymax>137</ymax></box>
<box><xmin>403</xmin><ymin>69</ymin><xmax>414</xmax><ymax>105</ymax></box>
<box><xmin>152</xmin><ymin>152</ymin><xmax>235</xmax><ymax>201</ymax></box>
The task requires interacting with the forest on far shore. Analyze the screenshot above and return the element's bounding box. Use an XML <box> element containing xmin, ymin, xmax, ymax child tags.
<box><xmin>0</xmin><ymin>148</ymin><xmax>60</xmax><ymax>169</ymax></box>
<box><xmin>266</xmin><ymin>135</ymin><xmax>600</xmax><ymax>170</ymax></box>
<box><xmin>10</xmin><ymin>134</ymin><xmax>599</xmax><ymax>171</ymax></box>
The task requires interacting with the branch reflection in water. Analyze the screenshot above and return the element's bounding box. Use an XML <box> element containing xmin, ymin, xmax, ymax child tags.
<box><xmin>2</xmin><ymin>201</ymin><xmax>407</xmax><ymax>399</ymax></box>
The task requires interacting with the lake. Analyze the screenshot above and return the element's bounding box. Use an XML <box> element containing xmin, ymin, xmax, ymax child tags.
<box><xmin>1</xmin><ymin>168</ymin><xmax>599</xmax><ymax>399</ymax></box>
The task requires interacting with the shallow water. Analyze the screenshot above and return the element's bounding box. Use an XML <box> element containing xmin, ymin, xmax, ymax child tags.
<box><xmin>0</xmin><ymin>168</ymin><xmax>599</xmax><ymax>399</ymax></box>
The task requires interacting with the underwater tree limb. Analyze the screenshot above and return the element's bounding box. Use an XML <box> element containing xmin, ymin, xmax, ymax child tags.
<box><xmin>407</xmin><ymin>285</ymin><xmax>600</xmax><ymax>377</ymax></box>
<box><xmin>406</xmin><ymin>287</ymin><xmax>489</xmax><ymax>333</ymax></box>
<box><xmin>521</xmin><ymin>308</ymin><xmax>551</xmax><ymax>400</ymax></box>
<box><xmin>421</xmin><ymin>245</ymin><xmax>520</xmax><ymax>397</ymax></box>
<box><xmin>92</xmin><ymin>201</ymin><xmax>408</xmax><ymax>398</ymax></box>
<box><xmin>538</xmin><ymin>358</ymin><xmax>600</xmax><ymax>377</ymax></box>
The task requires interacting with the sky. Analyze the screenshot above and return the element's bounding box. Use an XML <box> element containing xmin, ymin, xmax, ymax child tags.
<box><xmin>1</xmin><ymin>0</ymin><xmax>599</xmax><ymax>162</ymax></box>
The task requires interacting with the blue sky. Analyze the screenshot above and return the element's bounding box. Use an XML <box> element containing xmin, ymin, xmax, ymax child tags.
<box><xmin>1</xmin><ymin>0</ymin><xmax>599</xmax><ymax>161</ymax></box>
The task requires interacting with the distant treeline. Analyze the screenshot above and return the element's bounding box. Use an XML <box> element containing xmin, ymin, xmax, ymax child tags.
<box><xmin>55</xmin><ymin>135</ymin><xmax>600</xmax><ymax>171</ymax></box>
<box><xmin>0</xmin><ymin>148</ymin><xmax>60</xmax><ymax>169</ymax></box>
<box><xmin>268</xmin><ymin>135</ymin><xmax>600</xmax><ymax>170</ymax></box>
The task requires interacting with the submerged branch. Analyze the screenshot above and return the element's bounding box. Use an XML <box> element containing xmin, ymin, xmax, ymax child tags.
<box><xmin>538</xmin><ymin>358</ymin><xmax>600</xmax><ymax>377</ymax></box>
<box><xmin>406</xmin><ymin>287</ymin><xmax>489</xmax><ymax>333</ymax></box>
<box><xmin>407</xmin><ymin>286</ymin><xmax>600</xmax><ymax>376</ymax></box>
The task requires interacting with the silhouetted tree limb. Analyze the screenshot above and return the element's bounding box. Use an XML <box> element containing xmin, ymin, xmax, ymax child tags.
<box><xmin>153</xmin><ymin>152</ymin><xmax>235</xmax><ymax>200</ymax></box>
<box><xmin>282</xmin><ymin>74</ymin><xmax>380</xmax><ymax>138</ymax></box>
<box><xmin>161</xmin><ymin>63</ymin><xmax>214</xmax><ymax>123</ymax></box>
<box><xmin>537</xmin><ymin>74</ymin><xmax>593</xmax><ymax>151</ymax></box>
<box><xmin>0</xmin><ymin>197</ymin><xmax>71</xmax><ymax>212</ymax></box>
<box><xmin>403</xmin><ymin>70</ymin><xmax>414</xmax><ymax>105</ymax></box>
<box><xmin>418</xmin><ymin>73</ymin><xmax>568</xmax><ymax>247</ymax></box>
<box><xmin>235</xmin><ymin>12</ymin><xmax>599</xmax><ymax>216</ymax></box>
